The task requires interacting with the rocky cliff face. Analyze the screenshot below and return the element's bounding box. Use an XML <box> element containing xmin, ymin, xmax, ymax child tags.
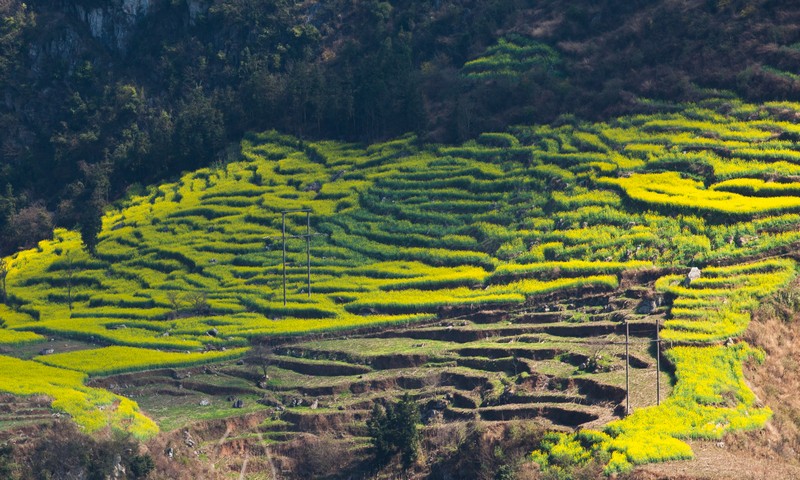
<box><xmin>25</xmin><ymin>0</ymin><xmax>212</xmax><ymax>76</ymax></box>
<box><xmin>187</xmin><ymin>0</ymin><xmax>210</xmax><ymax>25</ymax></box>
<box><xmin>75</xmin><ymin>0</ymin><xmax>153</xmax><ymax>51</ymax></box>
<box><xmin>39</xmin><ymin>0</ymin><xmax>210</xmax><ymax>54</ymax></box>
<box><xmin>71</xmin><ymin>0</ymin><xmax>175</xmax><ymax>52</ymax></box>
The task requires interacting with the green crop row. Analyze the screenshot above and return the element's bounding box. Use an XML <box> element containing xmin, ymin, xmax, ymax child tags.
<box><xmin>601</xmin><ymin>172</ymin><xmax>800</xmax><ymax>216</ymax></box>
<box><xmin>640</xmin><ymin>117</ymin><xmax>775</xmax><ymax>142</ymax></box>
<box><xmin>0</xmin><ymin>329</ymin><xmax>45</xmax><ymax>345</ymax></box>
<box><xmin>35</xmin><ymin>346</ymin><xmax>249</xmax><ymax>376</ymax></box>
<box><xmin>325</xmin><ymin>225</ymin><xmax>495</xmax><ymax>269</ymax></box>
<box><xmin>551</xmin><ymin>188</ymin><xmax>621</xmax><ymax>209</ymax></box>
<box><xmin>200</xmin><ymin>312</ymin><xmax>436</xmax><ymax>338</ymax></box>
<box><xmin>238</xmin><ymin>296</ymin><xmax>340</xmax><ymax>319</ymax></box>
<box><xmin>23</xmin><ymin>318</ymin><xmax>205</xmax><ymax>349</ymax></box>
<box><xmin>712</xmin><ymin>178</ymin><xmax>800</xmax><ymax>197</ymax></box>
<box><xmin>462</xmin><ymin>35</ymin><xmax>560</xmax><ymax>80</ymax></box>
<box><xmin>345</xmin><ymin>287</ymin><xmax>524</xmax><ymax>314</ymax></box>
<box><xmin>490</xmin><ymin>260</ymin><xmax>652</xmax><ymax>281</ymax></box>
<box><xmin>496</xmin><ymin>275</ymin><xmax>619</xmax><ymax>297</ymax></box>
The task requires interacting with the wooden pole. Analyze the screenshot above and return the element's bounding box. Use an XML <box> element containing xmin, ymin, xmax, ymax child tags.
<box><xmin>306</xmin><ymin>211</ymin><xmax>311</xmax><ymax>297</ymax></box>
<box><xmin>282</xmin><ymin>212</ymin><xmax>287</xmax><ymax>306</ymax></box>
<box><xmin>625</xmin><ymin>320</ymin><xmax>630</xmax><ymax>416</ymax></box>
<box><xmin>656</xmin><ymin>317</ymin><xmax>661</xmax><ymax>406</ymax></box>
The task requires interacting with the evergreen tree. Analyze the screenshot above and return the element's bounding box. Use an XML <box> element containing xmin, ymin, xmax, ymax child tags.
<box><xmin>77</xmin><ymin>161</ymin><xmax>111</xmax><ymax>254</ymax></box>
<box><xmin>366</xmin><ymin>393</ymin><xmax>421</xmax><ymax>468</ymax></box>
<box><xmin>0</xmin><ymin>258</ymin><xmax>8</xmax><ymax>305</ymax></box>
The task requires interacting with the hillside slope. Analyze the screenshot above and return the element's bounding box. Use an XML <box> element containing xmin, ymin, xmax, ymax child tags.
<box><xmin>1</xmin><ymin>99</ymin><xmax>800</xmax><ymax>476</ymax></box>
<box><xmin>5</xmin><ymin>0</ymin><xmax>800</xmax><ymax>254</ymax></box>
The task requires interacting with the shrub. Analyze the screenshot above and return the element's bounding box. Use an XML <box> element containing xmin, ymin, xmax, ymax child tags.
<box><xmin>367</xmin><ymin>394</ymin><xmax>421</xmax><ymax>468</ymax></box>
<box><xmin>20</xmin><ymin>421</ymin><xmax>154</xmax><ymax>480</ymax></box>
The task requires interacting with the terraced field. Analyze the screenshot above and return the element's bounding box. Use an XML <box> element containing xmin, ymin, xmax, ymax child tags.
<box><xmin>80</xmin><ymin>279</ymin><xmax>667</xmax><ymax>477</ymax></box>
<box><xmin>2</xmin><ymin>99</ymin><xmax>800</xmax><ymax>473</ymax></box>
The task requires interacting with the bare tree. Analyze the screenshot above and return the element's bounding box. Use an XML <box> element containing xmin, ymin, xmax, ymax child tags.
<box><xmin>185</xmin><ymin>291</ymin><xmax>210</xmax><ymax>315</ymax></box>
<box><xmin>250</xmin><ymin>344</ymin><xmax>273</xmax><ymax>388</ymax></box>
<box><xmin>166</xmin><ymin>291</ymin><xmax>184</xmax><ymax>319</ymax></box>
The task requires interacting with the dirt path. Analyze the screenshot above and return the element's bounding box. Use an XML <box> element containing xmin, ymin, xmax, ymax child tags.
<box><xmin>634</xmin><ymin>440</ymin><xmax>800</xmax><ymax>480</ymax></box>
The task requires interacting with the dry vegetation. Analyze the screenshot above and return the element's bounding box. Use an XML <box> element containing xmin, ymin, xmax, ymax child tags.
<box><xmin>734</xmin><ymin>280</ymin><xmax>800</xmax><ymax>467</ymax></box>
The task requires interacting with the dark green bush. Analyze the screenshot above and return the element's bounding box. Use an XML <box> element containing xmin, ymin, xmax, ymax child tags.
<box><xmin>367</xmin><ymin>393</ymin><xmax>421</xmax><ymax>468</ymax></box>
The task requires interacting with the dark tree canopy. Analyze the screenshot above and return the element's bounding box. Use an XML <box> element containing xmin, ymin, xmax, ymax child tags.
<box><xmin>367</xmin><ymin>393</ymin><xmax>421</xmax><ymax>468</ymax></box>
<box><xmin>2</xmin><ymin>0</ymin><xmax>800</xmax><ymax>253</ymax></box>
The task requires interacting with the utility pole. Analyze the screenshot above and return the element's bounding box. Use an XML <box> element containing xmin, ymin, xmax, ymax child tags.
<box><xmin>282</xmin><ymin>212</ymin><xmax>287</xmax><ymax>306</ymax></box>
<box><xmin>656</xmin><ymin>317</ymin><xmax>661</xmax><ymax>406</ymax></box>
<box><xmin>267</xmin><ymin>209</ymin><xmax>325</xmax><ymax>306</ymax></box>
<box><xmin>306</xmin><ymin>211</ymin><xmax>311</xmax><ymax>298</ymax></box>
<box><xmin>625</xmin><ymin>319</ymin><xmax>630</xmax><ymax>416</ymax></box>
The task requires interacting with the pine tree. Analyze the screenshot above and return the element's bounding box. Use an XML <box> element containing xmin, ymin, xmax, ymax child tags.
<box><xmin>0</xmin><ymin>258</ymin><xmax>8</xmax><ymax>305</ymax></box>
<box><xmin>366</xmin><ymin>393</ymin><xmax>420</xmax><ymax>468</ymax></box>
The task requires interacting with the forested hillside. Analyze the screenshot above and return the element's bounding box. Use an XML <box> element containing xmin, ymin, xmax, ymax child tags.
<box><xmin>3</xmin><ymin>0</ymin><xmax>800</xmax><ymax>254</ymax></box>
<box><xmin>5</xmin><ymin>3</ymin><xmax>800</xmax><ymax>476</ymax></box>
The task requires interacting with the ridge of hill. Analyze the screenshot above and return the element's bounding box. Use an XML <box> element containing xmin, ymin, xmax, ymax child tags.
<box><xmin>5</xmin><ymin>0</ymin><xmax>800</xmax><ymax>254</ymax></box>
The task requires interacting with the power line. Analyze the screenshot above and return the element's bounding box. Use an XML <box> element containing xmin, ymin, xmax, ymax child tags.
<box><xmin>264</xmin><ymin>210</ymin><xmax>327</xmax><ymax>305</ymax></box>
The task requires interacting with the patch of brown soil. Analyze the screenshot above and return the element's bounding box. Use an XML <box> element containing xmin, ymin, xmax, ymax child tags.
<box><xmin>273</xmin><ymin>357</ymin><xmax>371</xmax><ymax>376</ymax></box>
<box><xmin>633</xmin><ymin>440</ymin><xmax>800</xmax><ymax>480</ymax></box>
<box><xmin>144</xmin><ymin>411</ymin><xmax>276</xmax><ymax>480</ymax></box>
<box><xmin>456</xmin><ymin>356</ymin><xmax>533</xmax><ymax>375</ymax></box>
<box><xmin>733</xmin><ymin>313</ymin><xmax>800</xmax><ymax>467</ymax></box>
<box><xmin>370</xmin><ymin>353</ymin><xmax>429</xmax><ymax>369</ymax></box>
<box><xmin>280</xmin><ymin>409</ymin><xmax>369</xmax><ymax>435</ymax></box>
<box><xmin>477</xmin><ymin>405</ymin><xmax>599</xmax><ymax>425</ymax></box>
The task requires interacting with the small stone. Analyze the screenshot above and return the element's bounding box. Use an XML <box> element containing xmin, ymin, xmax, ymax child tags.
<box><xmin>199</xmin><ymin>398</ymin><xmax>211</xmax><ymax>406</ymax></box>
<box><xmin>683</xmin><ymin>267</ymin><xmax>702</xmax><ymax>287</ymax></box>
